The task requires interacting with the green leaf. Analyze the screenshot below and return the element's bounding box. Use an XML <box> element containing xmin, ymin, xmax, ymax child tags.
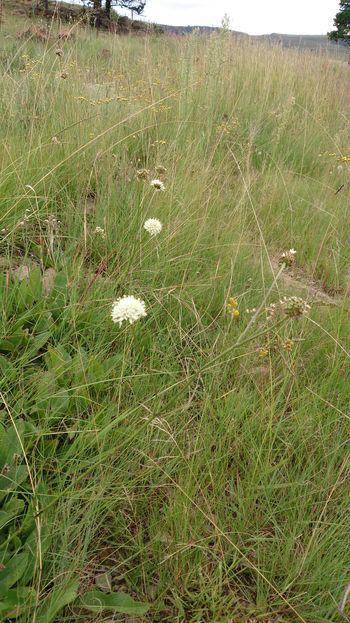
<box><xmin>36</xmin><ymin>580</ymin><xmax>79</xmax><ymax>623</ymax></box>
<box><xmin>0</xmin><ymin>586</ymin><xmax>36</xmax><ymax>617</ymax></box>
<box><xmin>0</xmin><ymin>333</ymin><xmax>27</xmax><ymax>353</ymax></box>
<box><xmin>0</xmin><ymin>551</ymin><xmax>29</xmax><ymax>590</ymax></box>
<box><xmin>28</xmin><ymin>267</ymin><xmax>43</xmax><ymax>302</ymax></box>
<box><xmin>24</xmin><ymin>332</ymin><xmax>51</xmax><ymax>360</ymax></box>
<box><xmin>0</xmin><ymin>466</ymin><xmax>28</xmax><ymax>504</ymax></box>
<box><xmin>77</xmin><ymin>590</ymin><xmax>150</xmax><ymax>615</ymax></box>
<box><xmin>45</xmin><ymin>345</ymin><xmax>71</xmax><ymax>379</ymax></box>
<box><xmin>0</xmin><ymin>355</ymin><xmax>15</xmax><ymax>377</ymax></box>
<box><xmin>0</xmin><ymin>424</ymin><xmax>23</xmax><ymax>468</ymax></box>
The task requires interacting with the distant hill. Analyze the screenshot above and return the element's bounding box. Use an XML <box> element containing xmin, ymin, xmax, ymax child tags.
<box><xmin>161</xmin><ymin>24</ymin><xmax>346</xmax><ymax>53</ymax></box>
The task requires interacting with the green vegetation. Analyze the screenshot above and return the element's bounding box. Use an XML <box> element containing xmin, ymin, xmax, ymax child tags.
<box><xmin>1</xmin><ymin>10</ymin><xmax>350</xmax><ymax>622</ymax></box>
<box><xmin>328</xmin><ymin>1</ymin><xmax>350</xmax><ymax>44</ymax></box>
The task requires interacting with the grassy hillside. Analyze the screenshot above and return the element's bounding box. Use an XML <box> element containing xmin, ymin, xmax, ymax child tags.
<box><xmin>1</xmin><ymin>10</ymin><xmax>350</xmax><ymax>623</ymax></box>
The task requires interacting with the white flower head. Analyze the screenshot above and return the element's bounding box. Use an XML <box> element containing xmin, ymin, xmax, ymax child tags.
<box><xmin>111</xmin><ymin>295</ymin><xmax>147</xmax><ymax>327</ymax></box>
<box><xmin>150</xmin><ymin>179</ymin><xmax>165</xmax><ymax>192</ymax></box>
<box><xmin>144</xmin><ymin>218</ymin><xmax>163</xmax><ymax>237</ymax></box>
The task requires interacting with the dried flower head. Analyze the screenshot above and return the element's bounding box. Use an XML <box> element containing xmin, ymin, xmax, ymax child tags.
<box><xmin>150</xmin><ymin>179</ymin><xmax>165</xmax><ymax>192</ymax></box>
<box><xmin>94</xmin><ymin>226</ymin><xmax>105</xmax><ymax>238</ymax></box>
<box><xmin>137</xmin><ymin>168</ymin><xmax>149</xmax><ymax>180</ymax></box>
<box><xmin>44</xmin><ymin>215</ymin><xmax>60</xmax><ymax>232</ymax></box>
<box><xmin>155</xmin><ymin>165</ymin><xmax>167</xmax><ymax>175</ymax></box>
<box><xmin>111</xmin><ymin>295</ymin><xmax>147</xmax><ymax>327</ymax></box>
<box><xmin>267</xmin><ymin>296</ymin><xmax>310</xmax><ymax>320</ymax></box>
<box><xmin>144</xmin><ymin>218</ymin><xmax>163</xmax><ymax>237</ymax></box>
<box><xmin>279</xmin><ymin>248</ymin><xmax>296</xmax><ymax>268</ymax></box>
<box><xmin>51</xmin><ymin>135</ymin><xmax>61</xmax><ymax>145</ymax></box>
<box><xmin>283</xmin><ymin>338</ymin><xmax>294</xmax><ymax>351</ymax></box>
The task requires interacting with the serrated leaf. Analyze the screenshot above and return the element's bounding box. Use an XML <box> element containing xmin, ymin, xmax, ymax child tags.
<box><xmin>77</xmin><ymin>590</ymin><xmax>150</xmax><ymax>615</ymax></box>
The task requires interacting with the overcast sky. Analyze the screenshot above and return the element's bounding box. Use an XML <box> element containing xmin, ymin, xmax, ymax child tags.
<box><xmin>118</xmin><ymin>0</ymin><xmax>340</xmax><ymax>35</ymax></box>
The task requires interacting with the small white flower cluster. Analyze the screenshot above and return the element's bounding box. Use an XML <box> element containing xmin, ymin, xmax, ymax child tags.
<box><xmin>279</xmin><ymin>248</ymin><xmax>296</xmax><ymax>267</ymax></box>
<box><xmin>267</xmin><ymin>296</ymin><xmax>311</xmax><ymax>320</ymax></box>
<box><xmin>144</xmin><ymin>218</ymin><xmax>162</xmax><ymax>237</ymax></box>
<box><xmin>111</xmin><ymin>296</ymin><xmax>147</xmax><ymax>327</ymax></box>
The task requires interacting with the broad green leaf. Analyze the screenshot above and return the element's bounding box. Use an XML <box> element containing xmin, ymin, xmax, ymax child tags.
<box><xmin>27</xmin><ymin>267</ymin><xmax>43</xmax><ymax>302</ymax></box>
<box><xmin>77</xmin><ymin>590</ymin><xmax>150</xmax><ymax>615</ymax></box>
<box><xmin>0</xmin><ymin>586</ymin><xmax>36</xmax><ymax>617</ymax></box>
<box><xmin>0</xmin><ymin>355</ymin><xmax>15</xmax><ymax>377</ymax></box>
<box><xmin>0</xmin><ymin>551</ymin><xmax>29</xmax><ymax>590</ymax></box>
<box><xmin>0</xmin><ymin>333</ymin><xmax>27</xmax><ymax>353</ymax></box>
<box><xmin>0</xmin><ymin>424</ymin><xmax>22</xmax><ymax>468</ymax></box>
<box><xmin>45</xmin><ymin>345</ymin><xmax>71</xmax><ymax>379</ymax></box>
<box><xmin>0</xmin><ymin>466</ymin><xmax>28</xmax><ymax>504</ymax></box>
<box><xmin>36</xmin><ymin>580</ymin><xmax>79</xmax><ymax>623</ymax></box>
<box><xmin>24</xmin><ymin>332</ymin><xmax>51</xmax><ymax>360</ymax></box>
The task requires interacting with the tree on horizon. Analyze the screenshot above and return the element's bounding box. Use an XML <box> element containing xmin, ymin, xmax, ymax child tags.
<box><xmin>328</xmin><ymin>1</ymin><xmax>350</xmax><ymax>44</ymax></box>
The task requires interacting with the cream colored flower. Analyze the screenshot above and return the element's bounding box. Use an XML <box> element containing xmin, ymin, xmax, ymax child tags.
<box><xmin>144</xmin><ymin>218</ymin><xmax>162</xmax><ymax>237</ymax></box>
<box><xmin>111</xmin><ymin>296</ymin><xmax>147</xmax><ymax>326</ymax></box>
<box><xmin>150</xmin><ymin>179</ymin><xmax>165</xmax><ymax>191</ymax></box>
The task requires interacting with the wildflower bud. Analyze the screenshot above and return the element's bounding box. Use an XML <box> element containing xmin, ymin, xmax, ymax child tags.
<box><xmin>227</xmin><ymin>296</ymin><xmax>240</xmax><ymax>318</ymax></box>
<box><xmin>279</xmin><ymin>248</ymin><xmax>296</xmax><ymax>268</ymax></box>
<box><xmin>94</xmin><ymin>226</ymin><xmax>106</xmax><ymax>238</ymax></box>
<box><xmin>258</xmin><ymin>348</ymin><xmax>269</xmax><ymax>358</ymax></box>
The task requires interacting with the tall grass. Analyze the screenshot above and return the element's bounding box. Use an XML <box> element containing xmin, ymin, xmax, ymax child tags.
<box><xmin>1</xmin><ymin>13</ymin><xmax>350</xmax><ymax>622</ymax></box>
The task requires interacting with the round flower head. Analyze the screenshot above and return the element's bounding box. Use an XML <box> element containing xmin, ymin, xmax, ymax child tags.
<box><xmin>144</xmin><ymin>218</ymin><xmax>163</xmax><ymax>237</ymax></box>
<box><xmin>150</xmin><ymin>179</ymin><xmax>165</xmax><ymax>191</ymax></box>
<box><xmin>111</xmin><ymin>296</ymin><xmax>147</xmax><ymax>327</ymax></box>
